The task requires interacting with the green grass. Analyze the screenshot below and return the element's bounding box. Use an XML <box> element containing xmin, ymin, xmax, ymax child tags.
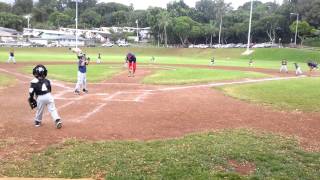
<box><xmin>305</xmin><ymin>38</ymin><xmax>320</xmax><ymax>47</ymax></box>
<box><xmin>220</xmin><ymin>77</ymin><xmax>320</xmax><ymax>112</ymax></box>
<box><xmin>0</xmin><ymin>73</ymin><xmax>15</xmax><ymax>87</ymax></box>
<box><xmin>143</xmin><ymin>67</ymin><xmax>270</xmax><ymax>85</ymax></box>
<box><xmin>21</xmin><ymin>64</ymin><xmax>123</xmax><ymax>82</ymax></box>
<box><xmin>1</xmin><ymin>129</ymin><xmax>319</xmax><ymax>179</ymax></box>
<box><xmin>1</xmin><ymin>47</ymin><xmax>319</xmax><ymax>70</ymax></box>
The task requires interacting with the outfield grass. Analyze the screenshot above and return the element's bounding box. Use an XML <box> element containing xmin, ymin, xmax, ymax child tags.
<box><xmin>220</xmin><ymin>77</ymin><xmax>320</xmax><ymax>112</ymax></box>
<box><xmin>1</xmin><ymin>130</ymin><xmax>319</xmax><ymax>179</ymax></box>
<box><xmin>1</xmin><ymin>47</ymin><xmax>319</xmax><ymax>70</ymax></box>
<box><xmin>21</xmin><ymin>64</ymin><xmax>123</xmax><ymax>82</ymax></box>
<box><xmin>143</xmin><ymin>67</ymin><xmax>269</xmax><ymax>85</ymax></box>
<box><xmin>0</xmin><ymin>73</ymin><xmax>15</xmax><ymax>87</ymax></box>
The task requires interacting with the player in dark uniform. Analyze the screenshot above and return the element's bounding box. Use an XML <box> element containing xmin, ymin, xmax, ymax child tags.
<box><xmin>126</xmin><ymin>53</ymin><xmax>137</xmax><ymax>77</ymax></box>
<box><xmin>28</xmin><ymin>64</ymin><xmax>62</xmax><ymax>128</ymax></box>
<box><xmin>7</xmin><ymin>49</ymin><xmax>16</xmax><ymax>64</ymax></box>
<box><xmin>307</xmin><ymin>60</ymin><xmax>318</xmax><ymax>76</ymax></box>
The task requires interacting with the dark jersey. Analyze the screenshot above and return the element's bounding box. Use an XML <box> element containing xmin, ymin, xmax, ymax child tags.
<box><xmin>78</xmin><ymin>56</ymin><xmax>88</xmax><ymax>73</ymax></box>
<box><xmin>127</xmin><ymin>54</ymin><xmax>136</xmax><ymax>63</ymax></box>
<box><xmin>29</xmin><ymin>78</ymin><xmax>51</xmax><ymax>97</ymax></box>
<box><xmin>308</xmin><ymin>62</ymin><xmax>318</xmax><ymax>68</ymax></box>
<box><xmin>10</xmin><ymin>52</ymin><xmax>14</xmax><ymax>57</ymax></box>
<box><xmin>282</xmin><ymin>60</ymin><xmax>287</xmax><ymax>65</ymax></box>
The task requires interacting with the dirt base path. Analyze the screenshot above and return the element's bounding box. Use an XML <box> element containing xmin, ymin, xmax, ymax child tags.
<box><xmin>0</xmin><ymin>63</ymin><xmax>319</xmax><ymax>162</ymax></box>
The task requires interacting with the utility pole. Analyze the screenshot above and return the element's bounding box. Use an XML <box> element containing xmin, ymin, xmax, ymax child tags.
<box><xmin>290</xmin><ymin>13</ymin><xmax>299</xmax><ymax>45</ymax></box>
<box><xmin>242</xmin><ymin>0</ymin><xmax>254</xmax><ymax>55</ymax></box>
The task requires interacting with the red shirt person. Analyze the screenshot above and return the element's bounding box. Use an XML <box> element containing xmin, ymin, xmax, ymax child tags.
<box><xmin>126</xmin><ymin>53</ymin><xmax>137</xmax><ymax>77</ymax></box>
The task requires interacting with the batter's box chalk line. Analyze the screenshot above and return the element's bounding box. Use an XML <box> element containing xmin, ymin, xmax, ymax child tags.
<box><xmin>104</xmin><ymin>91</ymin><xmax>152</xmax><ymax>102</ymax></box>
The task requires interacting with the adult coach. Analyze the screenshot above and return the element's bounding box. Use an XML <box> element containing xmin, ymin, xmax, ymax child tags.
<box><xmin>74</xmin><ymin>53</ymin><xmax>90</xmax><ymax>94</ymax></box>
<box><xmin>126</xmin><ymin>52</ymin><xmax>137</xmax><ymax>77</ymax></box>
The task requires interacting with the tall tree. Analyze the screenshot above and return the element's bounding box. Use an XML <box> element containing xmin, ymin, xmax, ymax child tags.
<box><xmin>147</xmin><ymin>7</ymin><xmax>163</xmax><ymax>46</ymax></box>
<box><xmin>290</xmin><ymin>20</ymin><xmax>315</xmax><ymax>45</ymax></box>
<box><xmin>12</xmin><ymin>0</ymin><xmax>33</xmax><ymax>15</ymax></box>
<box><xmin>0</xmin><ymin>12</ymin><xmax>26</xmax><ymax>31</ymax></box>
<box><xmin>80</xmin><ymin>9</ymin><xmax>101</xmax><ymax>28</ymax></box>
<box><xmin>172</xmin><ymin>16</ymin><xmax>198</xmax><ymax>46</ymax></box>
<box><xmin>0</xmin><ymin>2</ymin><xmax>11</xmax><ymax>13</ymax></box>
<box><xmin>158</xmin><ymin>11</ymin><xmax>171</xmax><ymax>47</ymax></box>
<box><xmin>167</xmin><ymin>0</ymin><xmax>191</xmax><ymax>17</ymax></box>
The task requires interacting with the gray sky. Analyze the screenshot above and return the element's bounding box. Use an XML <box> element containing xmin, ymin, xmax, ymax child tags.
<box><xmin>0</xmin><ymin>0</ymin><xmax>283</xmax><ymax>9</ymax></box>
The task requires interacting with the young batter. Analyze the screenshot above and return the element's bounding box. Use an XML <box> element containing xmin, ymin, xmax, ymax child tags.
<box><xmin>28</xmin><ymin>64</ymin><xmax>62</xmax><ymax>128</ymax></box>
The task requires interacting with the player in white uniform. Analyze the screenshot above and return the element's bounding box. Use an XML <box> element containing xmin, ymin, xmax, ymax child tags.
<box><xmin>28</xmin><ymin>65</ymin><xmax>62</xmax><ymax>128</ymax></box>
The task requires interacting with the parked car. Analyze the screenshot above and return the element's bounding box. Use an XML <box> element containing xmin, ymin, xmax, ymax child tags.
<box><xmin>102</xmin><ymin>42</ymin><xmax>114</xmax><ymax>47</ymax></box>
<box><xmin>117</xmin><ymin>42</ymin><xmax>129</xmax><ymax>47</ymax></box>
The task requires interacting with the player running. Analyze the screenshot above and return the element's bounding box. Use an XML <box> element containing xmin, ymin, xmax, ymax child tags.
<box><xmin>28</xmin><ymin>64</ymin><xmax>62</xmax><ymax>128</ymax></box>
<box><xmin>307</xmin><ymin>60</ymin><xmax>318</xmax><ymax>76</ymax></box>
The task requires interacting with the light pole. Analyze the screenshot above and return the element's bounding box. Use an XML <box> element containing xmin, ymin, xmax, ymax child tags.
<box><xmin>135</xmin><ymin>19</ymin><xmax>139</xmax><ymax>42</ymax></box>
<box><xmin>242</xmin><ymin>0</ymin><xmax>254</xmax><ymax>55</ymax></box>
<box><xmin>290</xmin><ymin>13</ymin><xmax>299</xmax><ymax>45</ymax></box>
<box><xmin>72</xmin><ymin>0</ymin><xmax>82</xmax><ymax>49</ymax></box>
<box><xmin>24</xmin><ymin>14</ymin><xmax>31</xmax><ymax>29</ymax></box>
<box><xmin>75</xmin><ymin>0</ymin><xmax>78</xmax><ymax>48</ymax></box>
<box><xmin>218</xmin><ymin>14</ymin><xmax>223</xmax><ymax>45</ymax></box>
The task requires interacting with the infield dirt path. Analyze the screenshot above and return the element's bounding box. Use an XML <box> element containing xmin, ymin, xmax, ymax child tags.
<box><xmin>0</xmin><ymin>63</ymin><xmax>319</xmax><ymax>161</ymax></box>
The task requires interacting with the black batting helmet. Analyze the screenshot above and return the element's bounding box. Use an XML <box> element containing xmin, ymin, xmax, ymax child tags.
<box><xmin>33</xmin><ymin>64</ymin><xmax>47</xmax><ymax>78</ymax></box>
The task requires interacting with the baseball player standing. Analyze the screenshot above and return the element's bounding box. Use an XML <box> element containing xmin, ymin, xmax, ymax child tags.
<box><xmin>7</xmin><ymin>49</ymin><xmax>16</xmax><ymax>64</ymax></box>
<box><xmin>97</xmin><ymin>53</ymin><xmax>101</xmax><ymax>64</ymax></box>
<box><xmin>74</xmin><ymin>53</ymin><xmax>90</xmax><ymax>94</ymax></box>
<box><xmin>28</xmin><ymin>64</ymin><xmax>62</xmax><ymax>128</ymax></box>
<box><xmin>280</xmin><ymin>59</ymin><xmax>288</xmax><ymax>73</ymax></box>
<box><xmin>126</xmin><ymin>53</ymin><xmax>137</xmax><ymax>77</ymax></box>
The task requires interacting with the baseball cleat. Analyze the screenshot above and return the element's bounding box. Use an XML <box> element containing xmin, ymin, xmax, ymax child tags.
<box><xmin>74</xmin><ymin>90</ymin><xmax>80</xmax><ymax>95</ymax></box>
<box><xmin>35</xmin><ymin>121</ymin><xmax>41</xmax><ymax>127</ymax></box>
<box><xmin>55</xmin><ymin>119</ymin><xmax>62</xmax><ymax>129</ymax></box>
<box><xmin>83</xmin><ymin>89</ymin><xmax>88</xmax><ymax>93</ymax></box>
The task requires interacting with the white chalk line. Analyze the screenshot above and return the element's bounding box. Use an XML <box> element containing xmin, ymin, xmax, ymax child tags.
<box><xmin>0</xmin><ymin>68</ymin><xmax>31</xmax><ymax>80</ymax></box>
<box><xmin>134</xmin><ymin>91</ymin><xmax>152</xmax><ymax>102</ymax></box>
<box><xmin>149</xmin><ymin>76</ymin><xmax>306</xmax><ymax>92</ymax></box>
<box><xmin>64</xmin><ymin>82</ymin><xmax>142</xmax><ymax>86</ymax></box>
<box><xmin>75</xmin><ymin>103</ymin><xmax>107</xmax><ymax>122</ymax></box>
<box><xmin>0</xmin><ymin>68</ymin><xmax>73</xmax><ymax>91</ymax></box>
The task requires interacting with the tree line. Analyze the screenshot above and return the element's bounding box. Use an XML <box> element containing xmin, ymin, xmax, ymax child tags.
<box><xmin>0</xmin><ymin>0</ymin><xmax>319</xmax><ymax>46</ymax></box>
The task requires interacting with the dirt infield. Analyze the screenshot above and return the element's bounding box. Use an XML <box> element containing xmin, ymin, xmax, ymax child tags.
<box><xmin>0</xmin><ymin>63</ymin><xmax>319</xmax><ymax>161</ymax></box>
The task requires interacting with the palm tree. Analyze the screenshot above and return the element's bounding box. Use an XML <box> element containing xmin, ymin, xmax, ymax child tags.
<box><xmin>158</xmin><ymin>11</ymin><xmax>171</xmax><ymax>47</ymax></box>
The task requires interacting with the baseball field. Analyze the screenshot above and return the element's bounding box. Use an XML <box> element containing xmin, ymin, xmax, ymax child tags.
<box><xmin>0</xmin><ymin>47</ymin><xmax>319</xmax><ymax>179</ymax></box>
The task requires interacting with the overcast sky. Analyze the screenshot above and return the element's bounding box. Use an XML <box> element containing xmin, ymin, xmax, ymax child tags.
<box><xmin>0</xmin><ymin>0</ymin><xmax>283</xmax><ymax>9</ymax></box>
